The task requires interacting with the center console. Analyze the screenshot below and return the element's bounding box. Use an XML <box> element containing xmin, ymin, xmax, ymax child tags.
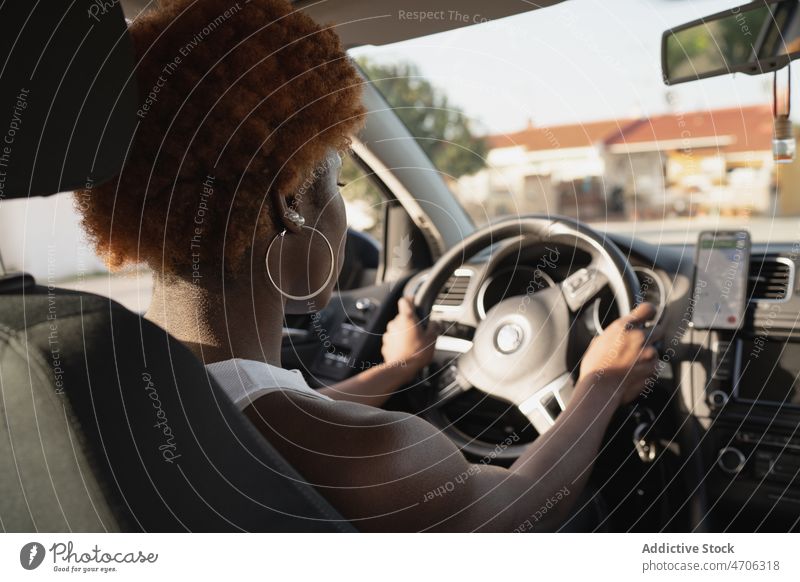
<box><xmin>693</xmin><ymin>239</ymin><xmax>800</xmax><ymax>530</ymax></box>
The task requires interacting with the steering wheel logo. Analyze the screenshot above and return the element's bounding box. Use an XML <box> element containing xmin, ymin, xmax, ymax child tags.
<box><xmin>495</xmin><ymin>323</ymin><xmax>525</xmax><ymax>354</ymax></box>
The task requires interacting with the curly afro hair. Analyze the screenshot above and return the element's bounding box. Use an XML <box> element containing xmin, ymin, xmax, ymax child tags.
<box><xmin>75</xmin><ymin>0</ymin><xmax>365</xmax><ymax>279</ymax></box>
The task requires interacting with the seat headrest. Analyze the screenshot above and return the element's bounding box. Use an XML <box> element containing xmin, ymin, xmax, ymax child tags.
<box><xmin>0</xmin><ymin>0</ymin><xmax>137</xmax><ymax>199</ymax></box>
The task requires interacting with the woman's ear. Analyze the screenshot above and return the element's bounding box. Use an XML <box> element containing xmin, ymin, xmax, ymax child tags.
<box><xmin>270</xmin><ymin>189</ymin><xmax>305</xmax><ymax>234</ymax></box>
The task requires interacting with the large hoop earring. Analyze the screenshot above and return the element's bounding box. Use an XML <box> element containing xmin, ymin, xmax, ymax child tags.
<box><xmin>265</xmin><ymin>226</ymin><xmax>335</xmax><ymax>301</ymax></box>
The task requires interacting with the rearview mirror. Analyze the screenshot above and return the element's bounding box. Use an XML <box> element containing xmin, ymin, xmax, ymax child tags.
<box><xmin>662</xmin><ymin>0</ymin><xmax>800</xmax><ymax>85</ymax></box>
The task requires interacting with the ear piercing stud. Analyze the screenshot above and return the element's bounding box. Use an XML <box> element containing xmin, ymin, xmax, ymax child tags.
<box><xmin>286</xmin><ymin>209</ymin><xmax>305</xmax><ymax>228</ymax></box>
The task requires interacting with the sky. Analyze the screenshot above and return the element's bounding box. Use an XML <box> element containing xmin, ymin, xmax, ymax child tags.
<box><xmin>351</xmin><ymin>0</ymin><xmax>780</xmax><ymax>135</ymax></box>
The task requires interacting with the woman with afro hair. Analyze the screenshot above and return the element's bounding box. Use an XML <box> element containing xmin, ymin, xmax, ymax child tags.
<box><xmin>79</xmin><ymin>0</ymin><xmax>437</xmax><ymax>410</ymax></box>
<box><xmin>76</xmin><ymin>0</ymin><xmax>658</xmax><ymax>531</ymax></box>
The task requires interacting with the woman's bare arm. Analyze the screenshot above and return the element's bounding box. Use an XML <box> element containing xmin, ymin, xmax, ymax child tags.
<box><xmin>246</xmin><ymin>304</ymin><xmax>657</xmax><ymax>532</ymax></box>
<box><xmin>246</xmin><ymin>374</ymin><xmax>619</xmax><ymax>531</ymax></box>
<box><xmin>318</xmin><ymin>362</ymin><xmax>413</xmax><ymax>406</ymax></box>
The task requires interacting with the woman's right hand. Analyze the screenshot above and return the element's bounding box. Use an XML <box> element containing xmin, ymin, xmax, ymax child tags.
<box><xmin>578</xmin><ymin>302</ymin><xmax>659</xmax><ymax>405</ymax></box>
<box><xmin>381</xmin><ymin>297</ymin><xmax>441</xmax><ymax>381</ymax></box>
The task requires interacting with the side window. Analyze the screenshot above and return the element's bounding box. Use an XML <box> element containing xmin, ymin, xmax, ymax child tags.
<box><xmin>336</xmin><ymin>154</ymin><xmax>386</xmax><ymax>289</ymax></box>
<box><xmin>339</xmin><ymin>154</ymin><xmax>385</xmax><ymax>245</ymax></box>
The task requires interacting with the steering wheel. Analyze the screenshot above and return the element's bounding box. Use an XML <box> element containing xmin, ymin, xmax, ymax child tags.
<box><xmin>414</xmin><ymin>216</ymin><xmax>640</xmax><ymax>450</ymax></box>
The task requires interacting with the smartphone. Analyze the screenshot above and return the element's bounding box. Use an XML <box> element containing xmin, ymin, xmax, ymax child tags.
<box><xmin>692</xmin><ymin>230</ymin><xmax>751</xmax><ymax>330</ymax></box>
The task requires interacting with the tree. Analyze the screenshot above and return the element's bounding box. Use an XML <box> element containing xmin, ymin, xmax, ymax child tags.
<box><xmin>358</xmin><ymin>58</ymin><xmax>487</xmax><ymax>179</ymax></box>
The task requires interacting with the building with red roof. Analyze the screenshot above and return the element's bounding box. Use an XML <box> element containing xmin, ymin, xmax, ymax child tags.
<box><xmin>604</xmin><ymin>105</ymin><xmax>773</xmax><ymax>154</ymax></box>
<box><xmin>455</xmin><ymin>105</ymin><xmax>777</xmax><ymax>224</ymax></box>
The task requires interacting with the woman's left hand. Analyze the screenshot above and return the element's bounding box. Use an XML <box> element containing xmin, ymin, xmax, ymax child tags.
<box><xmin>381</xmin><ymin>297</ymin><xmax>441</xmax><ymax>378</ymax></box>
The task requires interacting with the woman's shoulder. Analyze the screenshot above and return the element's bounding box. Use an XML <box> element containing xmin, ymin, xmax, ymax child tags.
<box><xmin>242</xmin><ymin>389</ymin><xmax>441</xmax><ymax>462</ymax></box>
<box><xmin>206</xmin><ymin>357</ymin><xmax>332</xmax><ymax>410</ymax></box>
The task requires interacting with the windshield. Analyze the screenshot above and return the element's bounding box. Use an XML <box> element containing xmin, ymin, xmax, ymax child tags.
<box><xmin>351</xmin><ymin>0</ymin><xmax>800</xmax><ymax>246</ymax></box>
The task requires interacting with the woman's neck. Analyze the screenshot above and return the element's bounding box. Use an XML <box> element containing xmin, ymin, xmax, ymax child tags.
<box><xmin>145</xmin><ymin>274</ymin><xmax>285</xmax><ymax>366</ymax></box>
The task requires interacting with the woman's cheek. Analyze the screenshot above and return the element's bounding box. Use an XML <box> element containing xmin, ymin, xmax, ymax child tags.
<box><xmin>333</xmin><ymin>195</ymin><xmax>348</xmax><ymax>258</ymax></box>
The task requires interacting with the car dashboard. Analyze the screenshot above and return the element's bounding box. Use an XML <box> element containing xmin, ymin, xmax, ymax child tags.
<box><xmin>402</xmin><ymin>232</ymin><xmax>800</xmax><ymax>531</ymax></box>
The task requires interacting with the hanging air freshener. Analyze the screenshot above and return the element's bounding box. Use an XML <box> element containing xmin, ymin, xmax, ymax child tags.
<box><xmin>772</xmin><ymin>65</ymin><xmax>795</xmax><ymax>163</ymax></box>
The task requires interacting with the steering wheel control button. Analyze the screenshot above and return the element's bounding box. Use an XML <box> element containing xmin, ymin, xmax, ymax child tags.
<box><xmin>562</xmin><ymin>267</ymin><xmax>607</xmax><ymax>311</ymax></box>
<box><xmin>717</xmin><ymin>447</ymin><xmax>746</xmax><ymax>474</ymax></box>
<box><xmin>495</xmin><ymin>323</ymin><xmax>525</xmax><ymax>354</ymax></box>
<box><xmin>564</xmin><ymin>268</ymin><xmax>591</xmax><ymax>293</ymax></box>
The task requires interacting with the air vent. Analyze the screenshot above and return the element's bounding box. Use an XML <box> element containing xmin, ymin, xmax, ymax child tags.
<box><xmin>749</xmin><ymin>255</ymin><xmax>794</xmax><ymax>302</ymax></box>
<box><xmin>434</xmin><ymin>271</ymin><xmax>472</xmax><ymax>307</ymax></box>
